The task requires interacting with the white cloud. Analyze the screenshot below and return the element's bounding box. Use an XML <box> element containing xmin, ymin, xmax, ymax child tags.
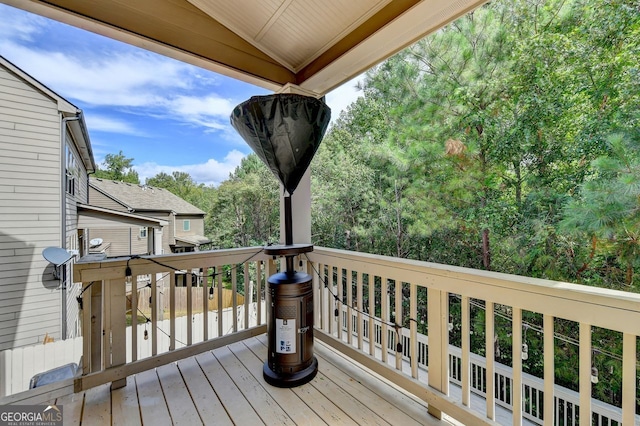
<box><xmin>164</xmin><ymin>94</ymin><xmax>235</xmax><ymax>131</ymax></box>
<box><xmin>0</xmin><ymin>5</ymin><xmax>47</xmax><ymax>41</ymax></box>
<box><xmin>0</xmin><ymin>44</ymin><xmax>190</xmax><ymax>107</ymax></box>
<box><xmin>135</xmin><ymin>150</ymin><xmax>246</xmax><ymax>187</ymax></box>
<box><xmin>170</xmin><ymin>95</ymin><xmax>233</xmax><ymax>118</ymax></box>
<box><xmin>85</xmin><ymin>115</ymin><xmax>146</xmax><ymax>136</ymax></box>
<box><xmin>325</xmin><ymin>74</ymin><xmax>365</xmax><ymax>122</ymax></box>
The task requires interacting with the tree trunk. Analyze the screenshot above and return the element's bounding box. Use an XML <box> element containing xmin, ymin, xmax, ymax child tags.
<box><xmin>513</xmin><ymin>160</ymin><xmax>522</xmax><ymax>209</ymax></box>
<box><xmin>482</xmin><ymin>228</ymin><xmax>491</xmax><ymax>270</ymax></box>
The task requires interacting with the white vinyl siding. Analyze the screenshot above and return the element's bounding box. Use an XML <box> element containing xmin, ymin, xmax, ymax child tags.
<box><xmin>64</xmin><ymin>137</ymin><xmax>88</xmax><ymax>339</ymax></box>
<box><xmin>87</xmin><ymin>227</ymin><xmax>149</xmax><ymax>257</ymax></box>
<box><xmin>175</xmin><ymin>214</ymin><xmax>205</xmax><ymax>237</ymax></box>
<box><xmin>0</xmin><ymin>65</ymin><xmax>64</xmax><ymax>350</ymax></box>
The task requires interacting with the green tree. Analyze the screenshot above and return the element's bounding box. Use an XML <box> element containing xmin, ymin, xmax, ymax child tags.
<box><xmin>562</xmin><ymin>133</ymin><xmax>640</xmax><ymax>288</ymax></box>
<box><xmin>210</xmin><ymin>155</ymin><xmax>279</xmax><ymax>248</ymax></box>
<box><xmin>146</xmin><ymin>171</ymin><xmax>211</xmax><ymax>209</ymax></box>
<box><xmin>94</xmin><ymin>150</ymin><xmax>140</xmax><ymax>183</ymax></box>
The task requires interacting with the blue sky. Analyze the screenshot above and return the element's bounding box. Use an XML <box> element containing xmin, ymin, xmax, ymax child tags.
<box><xmin>0</xmin><ymin>3</ymin><xmax>362</xmax><ymax>185</ymax></box>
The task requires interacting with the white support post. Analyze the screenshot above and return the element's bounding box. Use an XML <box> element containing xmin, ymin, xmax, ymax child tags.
<box><xmin>381</xmin><ymin>277</ymin><xmax>388</xmax><ymax>363</ymax></box>
<box><xmin>187</xmin><ymin>272</ymin><xmax>193</xmax><ymax>346</ymax></box>
<box><xmin>203</xmin><ymin>265</ymin><xmax>208</xmax><ymax>341</ymax></box>
<box><xmin>109</xmin><ymin>278</ymin><xmax>127</xmax><ymax>390</ymax></box>
<box><xmin>485</xmin><ymin>301</ymin><xmax>495</xmax><ymax>421</ymax></box>
<box><xmin>146</xmin><ymin>226</ymin><xmax>153</xmax><ymax>254</ymax></box>
<box><xmin>395</xmin><ymin>281</ymin><xmax>403</xmax><ymax>371</ymax></box>
<box><xmin>130</xmin><ymin>276</ymin><xmax>138</xmax><ymax>362</ymax></box>
<box><xmin>579</xmin><ymin>323</ymin><xmax>592</xmax><ymax>424</ymax></box>
<box><xmin>244</xmin><ymin>263</ymin><xmax>251</xmax><ymax>329</ymax></box>
<box><xmin>88</xmin><ymin>281</ymin><xmax>103</xmax><ymax>374</ymax></box>
<box><xmin>337</xmin><ymin>268</ymin><xmax>343</xmax><ymax>341</ymax></box>
<box><xmin>622</xmin><ymin>333</ymin><xmax>637</xmax><ymax>426</ymax></box>
<box><xmin>356</xmin><ymin>271</ymin><xmax>363</xmax><ymax>351</ymax></box>
<box><xmin>232</xmin><ymin>265</ymin><xmax>238</xmax><ymax>333</ymax></box>
<box><xmin>409</xmin><ymin>283</ymin><xmax>418</xmax><ymax>379</ymax></box>
<box><xmin>151</xmin><ymin>274</ymin><xmax>158</xmax><ymax>356</ymax></box>
<box><xmin>217</xmin><ymin>270</ymin><xmax>223</xmax><ymax>337</ymax></box>
<box><xmin>461</xmin><ymin>295</ymin><xmax>470</xmax><ymax>407</ymax></box>
<box><xmin>512</xmin><ymin>308</ymin><xmax>523</xmax><ymax>426</ymax></box>
<box><xmin>543</xmin><ymin>314</ymin><xmax>554</xmax><ymax>426</ymax></box>
<box><xmin>153</xmin><ymin>227</ymin><xmax>162</xmax><ymax>255</ymax></box>
<box><xmin>279</xmin><ymin>169</ymin><xmax>312</xmax><ymax>244</ymax></box>
<box><xmin>257</xmin><ymin>261</ymin><xmax>263</xmax><ymax>326</ymax></box>
<box><xmin>427</xmin><ymin>289</ymin><xmax>449</xmax><ymax>419</ymax></box>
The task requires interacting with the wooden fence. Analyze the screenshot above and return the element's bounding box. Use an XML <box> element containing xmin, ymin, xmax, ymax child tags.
<box><xmin>135</xmin><ymin>286</ymin><xmax>245</xmax><ymax>315</ymax></box>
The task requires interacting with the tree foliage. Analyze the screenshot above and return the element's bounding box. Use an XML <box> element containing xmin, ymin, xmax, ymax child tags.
<box><xmin>94</xmin><ymin>150</ymin><xmax>140</xmax><ymax>183</ymax></box>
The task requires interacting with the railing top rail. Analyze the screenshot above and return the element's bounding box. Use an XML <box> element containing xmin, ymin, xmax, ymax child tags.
<box><xmin>309</xmin><ymin>247</ymin><xmax>640</xmax><ymax>335</ymax></box>
<box><xmin>73</xmin><ymin>246</ymin><xmax>269</xmax><ymax>283</ymax></box>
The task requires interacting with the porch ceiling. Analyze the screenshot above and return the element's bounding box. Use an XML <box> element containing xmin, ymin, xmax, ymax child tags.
<box><xmin>3</xmin><ymin>0</ymin><xmax>488</xmax><ymax>95</ymax></box>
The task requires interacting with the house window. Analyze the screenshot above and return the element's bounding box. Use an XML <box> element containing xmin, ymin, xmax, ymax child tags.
<box><xmin>65</xmin><ymin>145</ymin><xmax>77</xmax><ymax>196</ymax></box>
<box><xmin>65</xmin><ymin>172</ymin><xmax>75</xmax><ymax>196</ymax></box>
<box><xmin>139</xmin><ymin>227</ymin><xmax>147</xmax><ymax>238</ymax></box>
<box><xmin>183</xmin><ymin>220</ymin><xmax>190</xmax><ymax>232</ymax></box>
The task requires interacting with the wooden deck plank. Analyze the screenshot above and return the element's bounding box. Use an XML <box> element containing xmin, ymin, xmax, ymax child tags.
<box><xmin>292</xmin><ymin>375</ymin><xmax>361</xmax><ymax>425</ymax></box>
<box><xmin>315</xmin><ymin>342</ymin><xmax>428</xmax><ymax>425</ymax></box>
<box><xmin>30</xmin><ymin>334</ymin><xmax>455</xmax><ymax>426</ymax></box>
<box><xmin>135</xmin><ymin>368</ymin><xmax>172</xmax><ymax>426</ymax></box>
<box><xmin>81</xmin><ymin>383</ymin><xmax>111</xmax><ymax>425</ymax></box>
<box><xmin>195</xmin><ymin>350</ymin><xmax>265</xmax><ymax>425</ymax></box>
<box><xmin>156</xmin><ymin>363</ymin><xmax>202</xmax><ymax>425</ymax></box>
<box><xmin>228</xmin><ymin>340</ymin><xmax>327</xmax><ymax>426</ymax></box>
<box><xmin>55</xmin><ymin>391</ymin><xmax>84</xmax><ymax>426</ymax></box>
<box><xmin>176</xmin><ymin>357</ymin><xmax>234</xmax><ymax>426</ymax></box>
<box><xmin>246</xmin><ymin>336</ymin><xmax>359</xmax><ymax>426</ymax></box>
<box><xmin>312</xmin><ymin>370</ymin><xmax>391</xmax><ymax>425</ymax></box>
<box><xmin>111</xmin><ymin>376</ymin><xmax>142</xmax><ymax>426</ymax></box>
<box><xmin>212</xmin><ymin>345</ymin><xmax>295</xmax><ymax>425</ymax></box>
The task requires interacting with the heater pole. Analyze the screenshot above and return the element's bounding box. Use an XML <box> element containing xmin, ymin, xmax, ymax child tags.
<box><xmin>284</xmin><ymin>195</ymin><xmax>295</xmax><ymax>272</ymax></box>
<box><xmin>284</xmin><ymin>195</ymin><xmax>293</xmax><ymax>246</ymax></box>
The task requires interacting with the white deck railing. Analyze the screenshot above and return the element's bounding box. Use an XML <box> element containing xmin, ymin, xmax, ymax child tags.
<box><xmin>73</xmin><ymin>247</ymin><xmax>273</xmax><ymax>391</ymax></box>
<box><xmin>338</xmin><ymin>308</ymin><xmax>626</xmax><ymax>425</ymax></box>
<box><xmin>307</xmin><ymin>247</ymin><xmax>640</xmax><ymax>426</ymax></box>
<box><xmin>72</xmin><ymin>246</ymin><xmax>640</xmax><ymax>425</ymax></box>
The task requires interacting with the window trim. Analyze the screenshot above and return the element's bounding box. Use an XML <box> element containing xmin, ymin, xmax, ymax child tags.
<box><xmin>183</xmin><ymin>219</ymin><xmax>191</xmax><ymax>232</ymax></box>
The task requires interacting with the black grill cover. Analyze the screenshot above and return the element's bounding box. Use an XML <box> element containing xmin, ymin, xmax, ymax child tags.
<box><xmin>230</xmin><ymin>94</ymin><xmax>331</xmax><ymax>195</ymax></box>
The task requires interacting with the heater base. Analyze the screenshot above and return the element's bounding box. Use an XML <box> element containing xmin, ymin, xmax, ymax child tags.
<box><xmin>263</xmin><ymin>357</ymin><xmax>318</xmax><ymax>388</ymax></box>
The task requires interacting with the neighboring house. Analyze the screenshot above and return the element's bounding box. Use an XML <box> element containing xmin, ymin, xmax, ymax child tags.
<box><xmin>0</xmin><ymin>56</ymin><xmax>95</xmax><ymax>350</ymax></box>
<box><xmin>88</xmin><ymin>178</ymin><xmax>210</xmax><ymax>256</ymax></box>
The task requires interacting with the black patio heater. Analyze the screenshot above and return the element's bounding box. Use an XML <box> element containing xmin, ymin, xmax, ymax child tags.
<box><xmin>230</xmin><ymin>94</ymin><xmax>330</xmax><ymax>387</ymax></box>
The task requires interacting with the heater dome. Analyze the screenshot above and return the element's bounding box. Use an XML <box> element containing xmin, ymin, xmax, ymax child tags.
<box><xmin>230</xmin><ymin>93</ymin><xmax>330</xmax><ymax>195</ymax></box>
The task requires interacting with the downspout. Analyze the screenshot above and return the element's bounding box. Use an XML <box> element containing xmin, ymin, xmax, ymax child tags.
<box><xmin>60</xmin><ymin>113</ymin><xmax>81</xmax><ymax>340</ymax></box>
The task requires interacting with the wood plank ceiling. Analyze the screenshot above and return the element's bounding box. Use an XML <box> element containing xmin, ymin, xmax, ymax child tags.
<box><xmin>2</xmin><ymin>0</ymin><xmax>488</xmax><ymax>95</ymax></box>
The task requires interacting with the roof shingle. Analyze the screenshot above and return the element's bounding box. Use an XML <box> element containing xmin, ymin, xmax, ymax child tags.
<box><xmin>90</xmin><ymin>178</ymin><xmax>205</xmax><ymax>215</ymax></box>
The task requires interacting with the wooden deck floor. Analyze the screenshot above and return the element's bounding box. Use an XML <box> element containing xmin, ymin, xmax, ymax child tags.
<box><xmin>52</xmin><ymin>334</ymin><xmax>454</xmax><ymax>425</ymax></box>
